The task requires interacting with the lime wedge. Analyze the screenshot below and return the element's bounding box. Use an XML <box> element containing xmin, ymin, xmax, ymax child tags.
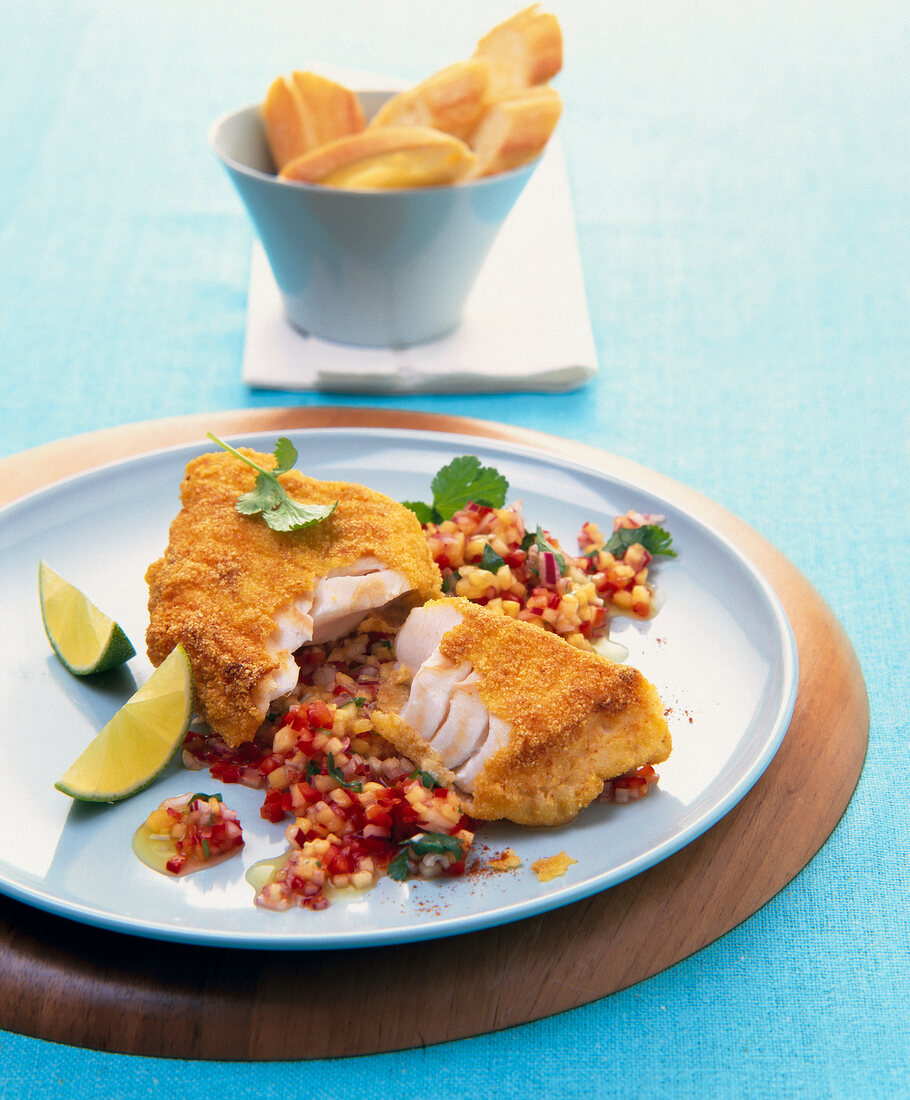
<box><xmin>55</xmin><ymin>645</ymin><xmax>194</xmax><ymax>803</ymax></box>
<box><xmin>39</xmin><ymin>560</ymin><xmax>136</xmax><ymax>675</ymax></box>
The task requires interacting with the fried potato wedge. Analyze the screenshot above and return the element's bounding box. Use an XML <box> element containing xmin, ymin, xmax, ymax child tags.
<box><xmin>278</xmin><ymin>126</ymin><xmax>477</xmax><ymax>189</ymax></box>
<box><xmin>369</xmin><ymin>59</ymin><xmax>491</xmax><ymax>142</ymax></box>
<box><xmin>261</xmin><ymin>7</ymin><xmax>563</xmax><ymax>185</ymax></box>
<box><xmin>262</xmin><ymin>70</ymin><xmax>365</xmax><ymax>171</ymax></box>
<box><xmin>469</xmin><ymin>85</ymin><xmax>562</xmax><ymax>176</ymax></box>
<box><xmin>473</xmin><ymin>4</ymin><xmax>563</xmax><ymax>96</ymax></box>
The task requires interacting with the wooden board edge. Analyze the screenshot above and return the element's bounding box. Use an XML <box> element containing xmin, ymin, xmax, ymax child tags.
<box><xmin>0</xmin><ymin>408</ymin><xmax>869</xmax><ymax>1059</ymax></box>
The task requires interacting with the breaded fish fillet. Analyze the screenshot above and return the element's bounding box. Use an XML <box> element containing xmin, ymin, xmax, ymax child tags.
<box><xmin>146</xmin><ymin>449</ymin><xmax>442</xmax><ymax>746</ymax></box>
<box><xmin>373</xmin><ymin>597</ymin><xmax>671</xmax><ymax>826</ymax></box>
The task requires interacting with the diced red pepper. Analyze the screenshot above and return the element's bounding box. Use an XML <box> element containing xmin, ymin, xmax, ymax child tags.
<box><xmin>258</xmin><ymin>753</ymin><xmax>284</xmax><ymax>776</ymax></box>
<box><xmin>307</xmin><ymin>700</ymin><xmax>334</xmax><ymax>730</ymax></box>
<box><xmin>260</xmin><ymin>789</ymin><xmax>288</xmax><ymax>823</ymax></box>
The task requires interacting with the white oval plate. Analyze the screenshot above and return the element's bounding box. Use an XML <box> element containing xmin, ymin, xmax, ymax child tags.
<box><xmin>0</xmin><ymin>428</ymin><xmax>797</xmax><ymax>949</ymax></box>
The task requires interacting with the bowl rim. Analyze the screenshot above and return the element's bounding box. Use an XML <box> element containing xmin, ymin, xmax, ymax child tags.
<box><xmin>207</xmin><ymin>98</ymin><xmax>542</xmax><ymax>196</ymax></box>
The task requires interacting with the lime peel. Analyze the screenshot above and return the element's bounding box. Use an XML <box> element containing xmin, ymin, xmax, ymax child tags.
<box><xmin>55</xmin><ymin>645</ymin><xmax>194</xmax><ymax>803</ymax></box>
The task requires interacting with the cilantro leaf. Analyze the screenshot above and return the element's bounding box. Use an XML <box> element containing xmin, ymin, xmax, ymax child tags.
<box><xmin>326</xmin><ymin>753</ymin><xmax>362</xmax><ymax>793</ymax></box>
<box><xmin>401</xmin><ymin>500</ymin><xmax>436</xmax><ymax>525</ymax></box>
<box><xmin>605</xmin><ymin>525</ymin><xmax>677</xmax><ymax>558</ymax></box>
<box><xmin>407</xmin><ymin>833</ymin><xmax>465</xmax><ymax>860</ymax></box>
<box><xmin>271</xmin><ymin>436</ymin><xmax>298</xmax><ymax>474</ymax></box>
<box><xmin>254</xmin><ymin>494</ymin><xmax>338</xmax><ymax>534</ymax></box>
<box><xmin>386</xmin><ymin>832</ymin><xmax>464</xmax><ymax>882</ymax></box>
<box><xmin>535</xmin><ymin>527</ymin><xmax>566</xmax><ymax>573</ymax></box>
<box><xmin>404</xmin><ymin>456</ymin><xmax>509</xmax><ymax>524</ymax></box>
<box><xmin>235</xmin><ymin>480</ymin><xmax>281</xmax><ymax>516</ymax></box>
<box><xmin>387</xmin><ymin>849</ymin><xmax>410</xmax><ymax>881</ymax></box>
<box><xmin>410</xmin><ymin>769</ymin><xmax>438</xmax><ymax>789</ymax></box>
<box><xmin>480</xmin><ymin>543</ymin><xmax>505</xmax><ymax>572</ymax></box>
<box><xmin>432</xmin><ymin>456</ymin><xmax>508</xmax><ymax>520</ymax></box>
<box><xmin>207</xmin><ymin>432</ymin><xmax>337</xmax><ymax>533</ymax></box>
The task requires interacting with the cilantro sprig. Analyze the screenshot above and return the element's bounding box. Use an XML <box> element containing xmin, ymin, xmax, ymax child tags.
<box><xmin>207</xmin><ymin>432</ymin><xmax>337</xmax><ymax>533</ymax></box>
<box><xmin>604</xmin><ymin>525</ymin><xmax>677</xmax><ymax>558</ymax></box>
<box><xmin>534</xmin><ymin>527</ymin><xmax>566</xmax><ymax>572</ymax></box>
<box><xmin>403</xmin><ymin>455</ymin><xmax>508</xmax><ymax>525</ymax></box>
<box><xmin>303</xmin><ymin>753</ymin><xmax>363</xmax><ymax>792</ymax></box>
<box><xmin>387</xmin><ymin>832</ymin><xmax>465</xmax><ymax>882</ymax></box>
<box><xmin>326</xmin><ymin>753</ymin><xmax>363</xmax><ymax>793</ymax></box>
<box><xmin>410</xmin><ymin>769</ymin><xmax>439</xmax><ymax>789</ymax></box>
<box><xmin>480</xmin><ymin>544</ymin><xmax>505</xmax><ymax>572</ymax></box>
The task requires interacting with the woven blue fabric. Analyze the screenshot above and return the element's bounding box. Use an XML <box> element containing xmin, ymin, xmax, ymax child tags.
<box><xmin>1</xmin><ymin>2</ymin><xmax>907</xmax><ymax>1096</ymax></box>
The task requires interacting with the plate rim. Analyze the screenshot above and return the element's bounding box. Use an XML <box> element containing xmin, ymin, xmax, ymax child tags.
<box><xmin>0</xmin><ymin>425</ymin><xmax>799</xmax><ymax>950</ymax></box>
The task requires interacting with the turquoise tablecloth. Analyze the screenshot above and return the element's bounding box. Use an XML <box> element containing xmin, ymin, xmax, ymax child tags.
<box><xmin>2</xmin><ymin>1</ymin><xmax>907</xmax><ymax>1095</ymax></box>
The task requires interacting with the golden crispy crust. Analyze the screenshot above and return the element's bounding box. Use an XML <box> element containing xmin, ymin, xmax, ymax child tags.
<box><xmin>146</xmin><ymin>449</ymin><xmax>441</xmax><ymax>745</ymax></box>
<box><xmin>432</xmin><ymin>598</ymin><xmax>671</xmax><ymax>825</ymax></box>
<box><xmin>531</xmin><ymin>851</ymin><xmax>576</xmax><ymax>881</ymax></box>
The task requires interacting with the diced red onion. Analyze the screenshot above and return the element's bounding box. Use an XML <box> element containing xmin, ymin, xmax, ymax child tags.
<box><xmin>540</xmin><ymin>551</ymin><xmax>560</xmax><ymax>585</ymax></box>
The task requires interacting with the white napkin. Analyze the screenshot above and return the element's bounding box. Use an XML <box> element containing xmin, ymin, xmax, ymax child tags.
<box><xmin>241</xmin><ymin>135</ymin><xmax>597</xmax><ymax>395</ymax></box>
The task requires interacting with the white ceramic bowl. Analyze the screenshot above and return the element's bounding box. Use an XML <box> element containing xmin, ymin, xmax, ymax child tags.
<box><xmin>209</xmin><ymin>92</ymin><xmax>539</xmax><ymax>347</ymax></box>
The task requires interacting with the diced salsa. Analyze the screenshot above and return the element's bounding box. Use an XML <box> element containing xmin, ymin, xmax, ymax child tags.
<box><xmin>255</xmin><ymin>775</ymin><xmax>473</xmax><ymax>912</ymax></box>
<box><xmin>136</xmin><ymin>792</ymin><xmax>244</xmax><ymax>875</ymax></box>
<box><xmin>423</xmin><ymin>506</ymin><xmax>664</xmax><ymax>649</ymax></box>
<box><xmin>177</xmin><ymin>503</ymin><xmax>671</xmax><ymax>909</ymax></box>
<box><xmin>184</xmin><ymin>634</ymin><xmax>472</xmax><ymax>909</ymax></box>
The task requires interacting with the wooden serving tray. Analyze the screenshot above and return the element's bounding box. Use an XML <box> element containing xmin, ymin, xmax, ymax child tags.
<box><xmin>0</xmin><ymin>408</ymin><xmax>868</xmax><ymax>1060</ymax></box>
